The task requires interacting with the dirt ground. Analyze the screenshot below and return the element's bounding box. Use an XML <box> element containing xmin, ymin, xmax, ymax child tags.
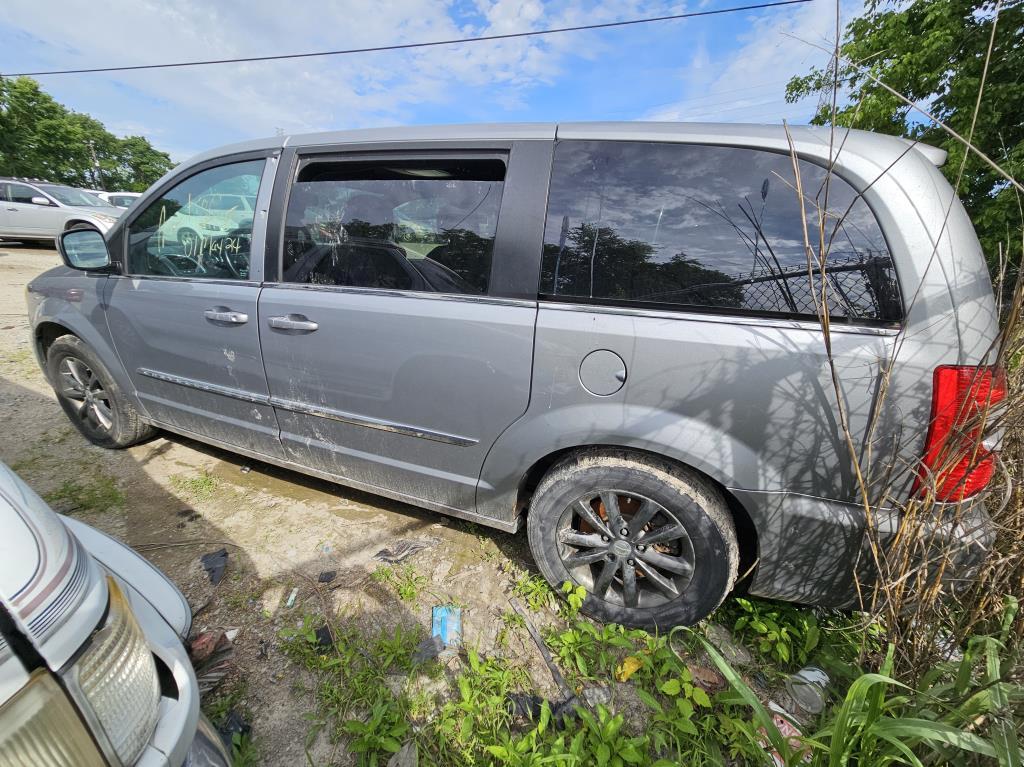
<box><xmin>0</xmin><ymin>242</ymin><xmax>563</xmax><ymax>765</ymax></box>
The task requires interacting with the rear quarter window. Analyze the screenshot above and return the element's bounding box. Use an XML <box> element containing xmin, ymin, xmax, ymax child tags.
<box><xmin>540</xmin><ymin>140</ymin><xmax>901</xmax><ymax>323</ymax></box>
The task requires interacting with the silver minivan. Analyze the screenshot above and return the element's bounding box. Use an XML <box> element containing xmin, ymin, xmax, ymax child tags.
<box><xmin>26</xmin><ymin>123</ymin><xmax>1004</xmax><ymax>628</ymax></box>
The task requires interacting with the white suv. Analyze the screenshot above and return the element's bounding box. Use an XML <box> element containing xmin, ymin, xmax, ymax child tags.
<box><xmin>0</xmin><ymin>461</ymin><xmax>229</xmax><ymax>766</ymax></box>
<box><xmin>0</xmin><ymin>179</ymin><xmax>122</xmax><ymax>244</ymax></box>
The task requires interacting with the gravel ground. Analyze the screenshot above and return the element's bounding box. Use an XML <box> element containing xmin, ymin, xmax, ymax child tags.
<box><xmin>0</xmin><ymin>241</ymin><xmax>563</xmax><ymax>765</ymax></box>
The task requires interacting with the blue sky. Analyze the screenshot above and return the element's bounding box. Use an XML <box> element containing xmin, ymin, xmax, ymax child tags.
<box><xmin>0</xmin><ymin>0</ymin><xmax>851</xmax><ymax>162</ymax></box>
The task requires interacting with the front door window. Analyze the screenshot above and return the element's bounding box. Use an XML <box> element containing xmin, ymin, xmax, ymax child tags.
<box><xmin>127</xmin><ymin>160</ymin><xmax>263</xmax><ymax>280</ymax></box>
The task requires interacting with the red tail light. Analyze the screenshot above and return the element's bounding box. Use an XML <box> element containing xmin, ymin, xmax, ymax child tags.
<box><xmin>916</xmin><ymin>365</ymin><xmax>1007</xmax><ymax>501</ymax></box>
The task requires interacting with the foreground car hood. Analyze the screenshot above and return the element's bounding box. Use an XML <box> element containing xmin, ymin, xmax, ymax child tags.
<box><xmin>0</xmin><ymin>464</ymin><xmax>107</xmax><ymax>687</ymax></box>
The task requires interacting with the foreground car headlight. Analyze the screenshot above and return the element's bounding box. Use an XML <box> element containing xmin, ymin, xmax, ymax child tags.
<box><xmin>0</xmin><ymin>670</ymin><xmax>105</xmax><ymax>766</ymax></box>
<box><xmin>65</xmin><ymin>577</ymin><xmax>161</xmax><ymax>765</ymax></box>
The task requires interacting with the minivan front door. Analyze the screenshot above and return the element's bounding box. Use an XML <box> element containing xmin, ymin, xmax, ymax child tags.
<box><xmin>258</xmin><ymin>149</ymin><xmax>541</xmax><ymax>516</ymax></box>
<box><xmin>105</xmin><ymin>157</ymin><xmax>285</xmax><ymax>457</ymax></box>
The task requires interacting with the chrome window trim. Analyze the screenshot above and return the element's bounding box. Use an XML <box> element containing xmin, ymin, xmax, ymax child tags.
<box><xmin>108</xmin><ymin>275</ymin><xmax>257</xmax><ymax>287</ymax></box>
<box><xmin>260</xmin><ymin>281</ymin><xmax>536</xmax><ymax>309</ymax></box>
<box><xmin>538</xmin><ymin>300</ymin><xmax>901</xmax><ymax>337</ymax></box>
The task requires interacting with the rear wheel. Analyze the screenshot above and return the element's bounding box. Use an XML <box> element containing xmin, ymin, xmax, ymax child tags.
<box><xmin>46</xmin><ymin>335</ymin><xmax>154</xmax><ymax>448</ymax></box>
<box><xmin>527</xmin><ymin>450</ymin><xmax>738</xmax><ymax>629</ymax></box>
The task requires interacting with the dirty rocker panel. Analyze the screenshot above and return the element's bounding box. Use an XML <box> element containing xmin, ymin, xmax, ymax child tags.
<box><xmin>135</xmin><ymin>367</ymin><xmax>478</xmax><ymax>446</ymax></box>
<box><xmin>138</xmin><ymin>417</ymin><xmax>519</xmax><ymax>532</ymax></box>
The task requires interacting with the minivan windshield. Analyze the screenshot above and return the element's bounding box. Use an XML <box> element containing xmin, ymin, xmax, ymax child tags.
<box><xmin>39</xmin><ymin>185</ymin><xmax>116</xmax><ymax>208</ymax></box>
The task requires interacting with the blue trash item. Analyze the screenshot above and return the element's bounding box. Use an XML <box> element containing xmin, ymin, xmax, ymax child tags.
<box><xmin>431</xmin><ymin>605</ymin><xmax>463</xmax><ymax>649</ymax></box>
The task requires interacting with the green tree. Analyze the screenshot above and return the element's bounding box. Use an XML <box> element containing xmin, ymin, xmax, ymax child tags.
<box><xmin>0</xmin><ymin>76</ymin><xmax>172</xmax><ymax>191</ymax></box>
<box><xmin>786</xmin><ymin>0</ymin><xmax>1023</xmax><ymax>272</ymax></box>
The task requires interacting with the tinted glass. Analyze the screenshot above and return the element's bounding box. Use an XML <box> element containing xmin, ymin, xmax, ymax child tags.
<box><xmin>6</xmin><ymin>183</ymin><xmax>41</xmax><ymax>204</ymax></box>
<box><xmin>282</xmin><ymin>159</ymin><xmax>505</xmax><ymax>293</ymax></box>
<box><xmin>127</xmin><ymin>160</ymin><xmax>264</xmax><ymax>279</ymax></box>
<box><xmin>541</xmin><ymin>141</ymin><xmax>900</xmax><ymax>322</ymax></box>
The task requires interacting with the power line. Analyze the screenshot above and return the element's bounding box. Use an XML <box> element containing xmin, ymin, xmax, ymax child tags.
<box><xmin>1</xmin><ymin>0</ymin><xmax>811</xmax><ymax>78</ymax></box>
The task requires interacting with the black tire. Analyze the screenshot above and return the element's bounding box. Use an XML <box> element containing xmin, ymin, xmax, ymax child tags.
<box><xmin>66</xmin><ymin>222</ymin><xmax>97</xmax><ymax>232</ymax></box>
<box><xmin>527</xmin><ymin>450</ymin><xmax>739</xmax><ymax>629</ymax></box>
<box><xmin>46</xmin><ymin>335</ymin><xmax>155</xmax><ymax>448</ymax></box>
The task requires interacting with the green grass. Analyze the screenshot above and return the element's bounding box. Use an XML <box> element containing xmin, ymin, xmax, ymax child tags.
<box><xmin>272</xmin><ymin>587</ymin><xmax>1020</xmax><ymax>767</ymax></box>
<box><xmin>371</xmin><ymin>564</ymin><xmax>427</xmax><ymax>602</ymax></box>
<box><xmin>202</xmin><ymin>681</ymin><xmax>260</xmax><ymax>767</ymax></box>
<box><xmin>43</xmin><ymin>475</ymin><xmax>125</xmax><ymax>514</ymax></box>
<box><xmin>170</xmin><ymin>470</ymin><xmax>220</xmax><ymax>501</ymax></box>
<box><xmin>3</xmin><ymin>347</ymin><xmax>38</xmax><ymax>377</ymax></box>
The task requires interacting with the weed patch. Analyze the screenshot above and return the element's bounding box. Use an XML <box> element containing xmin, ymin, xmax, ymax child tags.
<box><xmin>273</xmin><ymin>587</ymin><xmax>1016</xmax><ymax>767</ymax></box>
<box><xmin>371</xmin><ymin>564</ymin><xmax>427</xmax><ymax>602</ymax></box>
<box><xmin>511</xmin><ymin>572</ymin><xmax>556</xmax><ymax>612</ymax></box>
<box><xmin>170</xmin><ymin>470</ymin><xmax>220</xmax><ymax>501</ymax></box>
<box><xmin>43</xmin><ymin>474</ymin><xmax>124</xmax><ymax>514</ymax></box>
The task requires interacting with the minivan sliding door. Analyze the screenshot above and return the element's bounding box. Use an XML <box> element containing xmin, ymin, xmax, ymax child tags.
<box><xmin>258</xmin><ymin>144</ymin><xmax>548</xmax><ymax>519</ymax></box>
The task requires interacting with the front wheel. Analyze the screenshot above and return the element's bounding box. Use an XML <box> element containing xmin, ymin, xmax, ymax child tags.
<box><xmin>46</xmin><ymin>335</ymin><xmax>154</xmax><ymax>448</ymax></box>
<box><xmin>527</xmin><ymin>450</ymin><xmax>738</xmax><ymax>629</ymax></box>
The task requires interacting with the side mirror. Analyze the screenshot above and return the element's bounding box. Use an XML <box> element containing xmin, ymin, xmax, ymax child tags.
<box><xmin>30</xmin><ymin>196</ymin><xmax>52</xmax><ymax>206</ymax></box>
<box><xmin>58</xmin><ymin>228</ymin><xmax>114</xmax><ymax>272</ymax></box>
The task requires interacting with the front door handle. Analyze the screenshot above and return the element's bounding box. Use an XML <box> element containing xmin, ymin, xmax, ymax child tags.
<box><xmin>268</xmin><ymin>314</ymin><xmax>319</xmax><ymax>332</ymax></box>
<box><xmin>204</xmin><ymin>308</ymin><xmax>249</xmax><ymax>324</ymax></box>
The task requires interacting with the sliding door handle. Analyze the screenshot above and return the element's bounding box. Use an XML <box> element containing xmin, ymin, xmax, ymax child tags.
<box><xmin>268</xmin><ymin>314</ymin><xmax>319</xmax><ymax>332</ymax></box>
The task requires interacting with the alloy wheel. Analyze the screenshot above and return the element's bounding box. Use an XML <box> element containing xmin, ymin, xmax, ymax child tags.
<box><xmin>58</xmin><ymin>356</ymin><xmax>113</xmax><ymax>433</ymax></box>
<box><xmin>556</xmin><ymin>490</ymin><xmax>695</xmax><ymax>608</ymax></box>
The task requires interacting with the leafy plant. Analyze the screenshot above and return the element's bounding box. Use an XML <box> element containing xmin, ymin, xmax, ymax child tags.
<box><xmin>719</xmin><ymin>597</ymin><xmax>820</xmax><ymax>667</ymax></box>
<box><xmin>695</xmin><ymin>605</ymin><xmax>1024</xmax><ymax>767</ymax></box>
<box><xmin>636</xmin><ymin>664</ymin><xmax>714</xmax><ymax>756</ymax></box>
<box><xmin>560</xmin><ymin>581</ymin><xmax>588</xmax><ymax>619</ymax></box>
<box><xmin>575</xmin><ymin>705</ymin><xmax>647</xmax><ymax>766</ymax></box>
<box><xmin>485</xmin><ymin>701</ymin><xmax>580</xmax><ymax>766</ymax></box>
<box><xmin>372</xmin><ymin>565</ymin><xmax>427</xmax><ymax>602</ymax></box>
<box><xmin>343</xmin><ymin>700</ymin><xmax>409</xmax><ymax>767</ymax></box>
<box><xmin>546</xmin><ymin>620</ymin><xmax>646</xmax><ymax>680</ymax></box>
<box><xmin>786</xmin><ymin>0</ymin><xmax>1024</xmax><ymax>273</ymax></box>
<box><xmin>513</xmin><ymin>573</ymin><xmax>557</xmax><ymax>612</ymax></box>
<box><xmin>496</xmin><ymin>609</ymin><xmax>526</xmax><ymax>649</ymax></box>
<box><xmin>230</xmin><ymin>732</ymin><xmax>260</xmax><ymax>767</ymax></box>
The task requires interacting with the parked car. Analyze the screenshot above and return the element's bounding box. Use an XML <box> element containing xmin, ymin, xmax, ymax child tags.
<box><xmin>26</xmin><ymin>123</ymin><xmax>1003</xmax><ymax>629</ymax></box>
<box><xmin>0</xmin><ymin>178</ymin><xmax>122</xmax><ymax>243</ymax></box>
<box><xmin>0</xmin><ymin>460</ymin><xmax>230</xmax><ymax>765</ymax></box>
<box><xmin>97</xmin><ymin>191</ymin><xmax>143</xmax><ymax>209</ymax></box>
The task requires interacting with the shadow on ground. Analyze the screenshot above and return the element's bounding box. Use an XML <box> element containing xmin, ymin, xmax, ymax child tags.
<box><xmin>0</xmin><ymin>361</ymin><xmax>551</xmax><ymax>765</ymax></box>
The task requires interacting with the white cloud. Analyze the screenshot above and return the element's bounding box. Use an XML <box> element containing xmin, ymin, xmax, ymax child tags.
<box><xmin>1</xmin><ymin>0</ymin><xmax>672</xmax><ymax>159</ymax></box>
<box><xmin>2</xmin><ymin>0</ymin><xmax>868</xmax><ymax>162</ymax></box>
<box><xmin>642</xmin><ymin>0</ymin><xmax>864</xmax><ymax>124</ymax></box>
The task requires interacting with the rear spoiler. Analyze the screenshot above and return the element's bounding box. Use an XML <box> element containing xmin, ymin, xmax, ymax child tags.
<box><xmin>899</xmin><ymin>138</ymin><xmax>948</xmax><ymax>167</ymax></box>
